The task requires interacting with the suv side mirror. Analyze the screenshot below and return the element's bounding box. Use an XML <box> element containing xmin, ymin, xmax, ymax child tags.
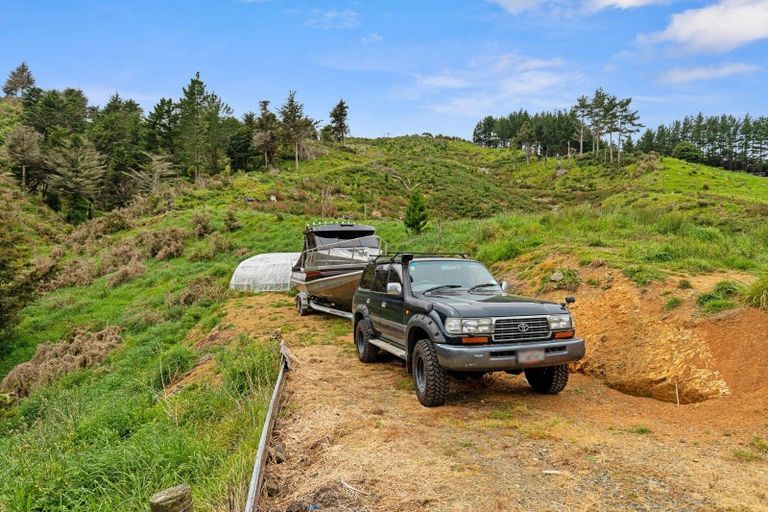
<box><xmin>387</xmin><ymin>282</ymin><xmax>402</xmax><ymax>296</ymax></box>
<box><xmin>565</xmin><ymin>295</ymin><xmax>576</xmax><ymax>304</ymax></box>
<box><xmin>501</xmin><ymin>281</ymin><xmax>509</xmax><ymax>292</ymax></box>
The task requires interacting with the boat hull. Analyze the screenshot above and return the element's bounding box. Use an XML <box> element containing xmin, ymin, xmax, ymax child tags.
<box><xmin>290</xmin><ymin>267</ymin><xmax>364</xmax><ymax>311</ymax></box>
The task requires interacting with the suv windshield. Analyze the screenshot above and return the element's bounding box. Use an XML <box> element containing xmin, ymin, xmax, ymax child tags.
<box><xmin>409</xmin><ymin>260</ymin><xmax>500</xmax><ymax>293</ymax></box>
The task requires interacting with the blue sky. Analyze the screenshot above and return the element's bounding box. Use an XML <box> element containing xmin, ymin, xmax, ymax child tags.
<box><xmin>1</xmin><ymin>0</ymin><xmax>766</xmax><ymax>138</ymax></box>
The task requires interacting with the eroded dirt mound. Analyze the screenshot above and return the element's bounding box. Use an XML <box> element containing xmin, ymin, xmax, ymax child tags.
<box><xmin>1</xmin><ymin>326</ymin><xmax>122</xmax><ymax>397</ymax></box>
<box><xmin>523</xmin><ymin>262</ymin><xmax>766</xmax><ymax>403</ymax></box>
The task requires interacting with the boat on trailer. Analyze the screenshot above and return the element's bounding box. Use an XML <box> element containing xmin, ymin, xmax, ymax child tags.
<box><xmin>291</xmin><ymin>223</ymin><xmax>382</xmax><ymax>314</ymax></box>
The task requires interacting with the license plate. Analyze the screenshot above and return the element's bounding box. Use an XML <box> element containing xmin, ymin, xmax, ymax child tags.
<box><xmin>517</xmin><ymin>349</ymin><xmax>546</xmax><ymax>364</ymax></box>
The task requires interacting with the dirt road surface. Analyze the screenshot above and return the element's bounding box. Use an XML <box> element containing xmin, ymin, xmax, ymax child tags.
<box><xmin>213</xmin><ymin>294</ymin><xmax>767</xmax><ymax>512</ymax></box>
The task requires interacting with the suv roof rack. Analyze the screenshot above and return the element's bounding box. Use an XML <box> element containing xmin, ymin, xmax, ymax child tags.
<box><xmin>373</xmin><ymin>252</ymin><xmax>468</xmax><ymax>264</ymax></box>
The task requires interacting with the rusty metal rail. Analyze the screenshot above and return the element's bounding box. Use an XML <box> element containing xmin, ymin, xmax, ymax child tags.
<box><xmin>244</xmin><ymin>341</ymin><xmax>292</xmax><ymax>512</ymax></box>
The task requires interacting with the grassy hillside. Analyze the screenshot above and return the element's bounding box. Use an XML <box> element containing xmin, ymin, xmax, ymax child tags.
<box><xmin>1</xmin><ymin>136</ymin><xmax>768</xmax><ymax>510</ymax></box>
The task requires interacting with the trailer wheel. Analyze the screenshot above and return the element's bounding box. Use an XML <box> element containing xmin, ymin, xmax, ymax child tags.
<box><xmin>296</xmin><ymin>294</ymin><xmax>311</xmax><ymax>316</ymax></box>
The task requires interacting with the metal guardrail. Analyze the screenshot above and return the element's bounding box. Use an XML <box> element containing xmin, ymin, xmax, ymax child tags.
<box><xmin>244</xmin><ymin>341</ymin><xmax>292</xmax><ymax>512</ymax></box>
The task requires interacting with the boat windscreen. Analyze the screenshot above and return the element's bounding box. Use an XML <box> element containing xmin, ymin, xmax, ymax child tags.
<box><xmin>313</xmin><ymin>234</ymin><xmax>380</xmax><ymax>249</ymax></box>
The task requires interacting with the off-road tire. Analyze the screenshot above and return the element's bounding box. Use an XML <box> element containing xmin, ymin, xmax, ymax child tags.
<box><xmin>296</xmin><ymin>295</ymin><xmax>310</xmax><ymax>316</ymax></box>
<box><xmin>412</xmin><ymin>339</ymin><xmax>449</xmax><ymax>407</ymax></box>
<box><xmin>524</xmin><ymin>364</ymin><xmax>569</xmax><ymax>394</ymax></box>
<box><xmin>354</xmin><ymin>320</ymin><xmax>379</xmax><ymax>363</ymax></box>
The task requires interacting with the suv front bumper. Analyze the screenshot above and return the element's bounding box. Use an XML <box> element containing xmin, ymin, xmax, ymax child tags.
<box><xmin>434</xmin><ymin>338</ymin><xmax>585</xmax><ymax>372</ymax></box>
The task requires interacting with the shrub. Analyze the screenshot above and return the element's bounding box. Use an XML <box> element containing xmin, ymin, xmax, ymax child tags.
<box><xmin>672</xmin><ymin>141</ymin><xmax>703</xmax><ymax>163</ymax></box>
<box><xmin>100</xmin><ymin>240</ymin><xmax>143</xmax><ymax>274</ymax></box>
<box><xmin>192</xmin><ymin>213</ymin><xmax>211</xmax><ymax>238</ymax></box>
<box><xmin>152</xmin><ymin>346</ymin><xmax>196</xmax><ymax>390</ymax></box>
<box><xmin>138</xmin><ymin>227</ymin><xmax>187</xmax><ymax>260</ymax></box>
<box><xmin>48</xmin><ymin>259</ymin><xmax>97</xmax><ymax>290</ymax></box>
<box><xmin>189</xmin><ymin>233</ymin><xmax>233</xmax><ymax>261</ymax></box>
<box><xmin>223</xmin><ymin>210</ymin><xmax>240</xmax><ymax>232</ymax></box>
<box><xmin>696</xmin><ymin>280</ymin><xmax>744</xmax><ymax>314</ymax></box>
<box><xmin>743</xmin><ymin>275</ymin><xmax>768</xmax><ymax>310</ymax></box>
<box><xmin>1</xmin><ymin>327</ymin><xmax>122</xmax><ymax>397</ymax></box>
<box><xmin>664</xmin><ymin>297</ymin><xmax>683</xmax><ymax>311</ymax></box>
<box><xmin>107</xmin><ymin>259</ymin><xmax>146</xmax><ymax>288</ymax></box>
<box><xmin>169</xmin><ymin>276</ymin><xmax>228</xmax><ymax>307</ymax></box>
<box><xmin>678</xmin><ymin>279</ymin><xmax>692</xmax><ymax>290</ymax></box>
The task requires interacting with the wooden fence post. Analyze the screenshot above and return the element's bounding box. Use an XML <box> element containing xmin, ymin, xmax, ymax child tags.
<box><xmin>150</xmin><ymin>484</ymin><xmax>193</xmax><ymax>512</ymax></box>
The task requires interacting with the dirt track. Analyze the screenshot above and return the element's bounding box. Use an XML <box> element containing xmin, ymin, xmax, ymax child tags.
<box><xmin>209</xmin><ymin>293</ymin><xmax>768</xmax><ymax>512</ymax></box>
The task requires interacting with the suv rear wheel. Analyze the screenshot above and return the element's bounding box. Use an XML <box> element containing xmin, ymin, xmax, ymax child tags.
<box><xmin>524</xmin><ymin>364</ymin><xmax>569</xmax><ymax>394</ymax></box>
<box><xmin>354</xmin><ymin>320</ymin><xmax>379</xmax><ymax>363</ymax></box>
<box><xmin>412</xmin><ymin>339</ymin><xmax>449</xmax><ymax>407</ymax></box>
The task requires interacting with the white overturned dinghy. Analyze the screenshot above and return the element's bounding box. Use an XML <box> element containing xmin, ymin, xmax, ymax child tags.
<box><xmin>229</xmin><ymin>252</ymin><xmax>301</xmax><ymax>292</ymax></box>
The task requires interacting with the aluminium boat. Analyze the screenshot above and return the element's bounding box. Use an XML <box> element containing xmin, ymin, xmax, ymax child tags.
<box><xmin>291</xmin><ymin>223</ymin><xmax>382</xmax><ymax>311</ymax></box>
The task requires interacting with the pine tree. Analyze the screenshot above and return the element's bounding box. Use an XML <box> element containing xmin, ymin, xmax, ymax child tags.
<box><xmin>88</xmin><ymin>93</ymin><xmax>144</xmax><ymax>207</ymax></box>
<box><xmin>144</xmin><ymin>98</ymin><xmax>179</xmax><ymax>155</ymax></box>
<box><xmin>177</xmin><ymin>72</ymin><xmax>208</xmax><ymax>181</ymax></box>
<box><xmin>124</xmin><ymin>152</ymin><xmax>178</xmax><ymax>195</ymax></box>
<box><xmin>574</xmin><ymin>95</ymin><xmax>590</xmax><ymax>154</ymax></box>
<box><xmin>3</xmin><ymin>125</ymin><xmax>41</xmax><ymax>189</ymax></box>
<box><xmin>404</xmin><ymin>190</ymin><xmax>429</xmax><ymax>234</ymax></box>
<box><xmin>3</xmin><ymin>62</ymin><xmax>35</xmax><ymax>96</ymax></box>
<box><xmin>329</xmin><ymin>99</ymin><xmax>349</xmax><ymax>142</ymax></box>
<box><xmin>45</xmin><ymin>141</ymin><xmax>107</xmax><ymax>223</ymax></box>
<box><xmin>517</xmin><ymin>122</ymin><xmax>535</xmax><ymax>164</ymax></box>
<box><xmin>278</xmin><ymin>91</ymin><xmax>317</xmax><ymax>171</ymax></box>
<box><xmin>202</xmin><ymin>93</ymin><xmax>234</xmax><ymax>174</ymax></box>
<box><xmin>253</xmin><ymin>100</ymin><xmax>279</xmax><ymax>170</ymax></box>
<box><xmin>228</xmin><ymin>114</ymin><xmax>258</xmax><ymax>172</ymax></box>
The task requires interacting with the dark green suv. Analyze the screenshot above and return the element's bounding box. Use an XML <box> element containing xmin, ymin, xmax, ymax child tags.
<box><xmin>351</xmin><ymin>254</ymin><xmax>585</xmax><ymax>407</ymax></box>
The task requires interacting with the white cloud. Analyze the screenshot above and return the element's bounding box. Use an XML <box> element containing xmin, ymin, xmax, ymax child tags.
<box><xmin>660</xmin><ymin>62</ymin><xmax>760</xmax><ymax>83</ymax></box>
<box><xmin>646</xmin><ymin>0</ymin><xmax>768</xmax><ymax>52</ymax></box>
<box><xmin>304</xmin><ymin>9</ymin><xmax>360</xmax><ymax>30</ymax></box>
<box><xmin>400</xmin><ymin>52</ymin><xmax>580</xmax><ymax>116</ymax></box>
<box><xmin>361</xmin><ymin>33</ymin><xmax>383</xmax><ymax>44</ymax></box>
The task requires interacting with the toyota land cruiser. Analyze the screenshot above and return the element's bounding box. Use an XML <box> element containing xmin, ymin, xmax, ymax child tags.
<box><xmin>351</xmin><ymin>254</ymin><xmax>586</xmax><ymax>407</ymax></box>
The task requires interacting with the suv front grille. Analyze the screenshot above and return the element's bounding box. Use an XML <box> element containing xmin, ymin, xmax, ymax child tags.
<box><xmin>493</xmin><ymin>316</ymin><xmax>550</xmax><ymax>343</ymax></box>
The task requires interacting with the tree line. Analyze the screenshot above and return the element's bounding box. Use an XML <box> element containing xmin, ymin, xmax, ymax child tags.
<box><xmin>636</xmin><ymin>114</ymin><xmax>768</xmax><ymax>175</ymax></box>
<box><xmin>474</xmin><ymin>88</ymin><xmax>643</xmax><ymax>165</ymax></box>
<box><xmin>0</xmin><ymin>63</ymin><xmax>351</xmax><ymax>223</ymax></box>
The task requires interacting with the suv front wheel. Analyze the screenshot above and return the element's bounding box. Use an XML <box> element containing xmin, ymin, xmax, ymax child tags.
<box><xmin>524</xmin><ymin>364</ymin><xmax>569</xmax><ymax>394</ymax></box>
<box><xmin>412</xmin><ymin>339</ymin><xmax>449</xmax><ymax>407</ymax></box>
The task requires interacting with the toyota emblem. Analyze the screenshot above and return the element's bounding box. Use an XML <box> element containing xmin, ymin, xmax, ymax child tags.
<box><xmin>517</xmin><ymin>323</ymin><xmax>530</xmax><ymax>333</ymax></box>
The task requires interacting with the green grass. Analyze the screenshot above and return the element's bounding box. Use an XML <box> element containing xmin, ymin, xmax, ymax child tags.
<box><xmin>743</xmin><ymin>276</ymin><xmax>768</xmax><ymax>310</ymax></box>
<box><xmin>696</xmin><ymin>281</ymin><xmax>745</xmax><ymax>314</ymax></box>
<box><xmin>664</xmin><ymin>297</ymin><xmax>683</xmax><ymax>311</ymax></box>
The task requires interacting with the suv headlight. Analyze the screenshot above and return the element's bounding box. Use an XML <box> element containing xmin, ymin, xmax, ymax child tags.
<box><xmin>548</xmin><ymin>314</ymin><xmax>573</xmax><ymax>330</ymax></box>
<box><xmin>445</xmin><ymin>317</ymin><xmax>493</xmax><ymax>335</ymax></box>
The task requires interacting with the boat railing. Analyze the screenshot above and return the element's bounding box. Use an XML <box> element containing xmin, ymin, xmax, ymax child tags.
<box><xmin>303</xmin><ymin>236</ymin><xmax>385</xmax><ymax>269</ymax></box>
